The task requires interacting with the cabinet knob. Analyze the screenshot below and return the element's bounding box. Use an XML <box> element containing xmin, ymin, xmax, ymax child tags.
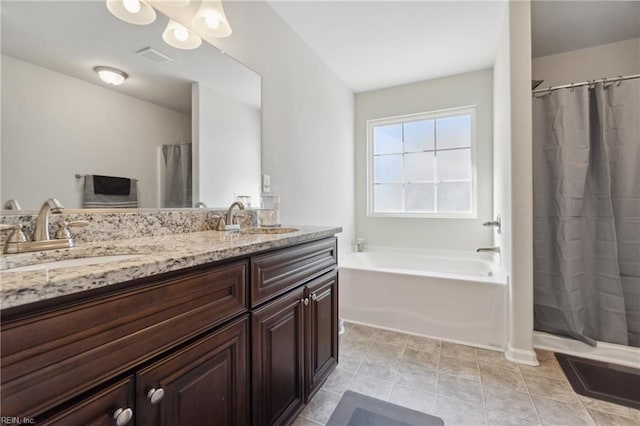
<box><xmin>113</xmin><ymin>407</ymin><xmax>133</xmax><ymax>426</ymax></box>
<box><xmin>147</xmin><ymin>387</ymin><xmax>165</xmax><ymax>404</ymax></box>
<box><xmin>301</xmin><ymin>297</ymin><xmax>309</xmax><ymax>306</ymax></box>
<box><xmin>311</xmin><ymin>293</ymin><xmax>317</xmax><ymax>301</ymax></box>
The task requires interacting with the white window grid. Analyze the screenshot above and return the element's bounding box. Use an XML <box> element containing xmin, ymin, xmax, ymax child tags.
<box><xmin>366</xmin><ymin>106</ymin><xmax>478</xmax><ymax>219</ymax></box>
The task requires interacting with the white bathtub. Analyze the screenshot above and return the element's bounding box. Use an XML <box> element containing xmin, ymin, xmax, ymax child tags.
<box><xmin>339</xmin><ymin>248</ymin><xmax>508</xmax><ymax>350</ymax></box>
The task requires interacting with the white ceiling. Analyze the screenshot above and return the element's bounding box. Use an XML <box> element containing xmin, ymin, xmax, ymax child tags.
<box><xmin>531</xmin><ymin>0</ymin><xmax>640</xmax><ymax>58</ymax></box>
<box><xmin>1</xmin><ymin>0</ymin><xmax>261</xmax><ymax>113</ymax></box>
<box><xmin>267</xmin><ymin>0</ymin><xmax>508</xmax><ymax>93</ymax></box>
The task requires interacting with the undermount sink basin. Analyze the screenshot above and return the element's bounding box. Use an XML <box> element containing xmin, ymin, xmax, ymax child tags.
<box><xmin>248</xmin><ymin>227</ymin><xmax>299</xmax><ymax>235</ymax></box>
<box><xmin>2</xmin><ymin>254</ymin><xmax>142</xmax><ymax>273</ymax></box>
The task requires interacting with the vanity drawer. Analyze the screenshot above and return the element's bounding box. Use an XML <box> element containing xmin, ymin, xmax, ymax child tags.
<box><xmin>0</xmin><ymin>261</ymin><xmax>248</xmax><ymax>418</ymax></box>
<box><xmin>251</xmin><ymin>238</ymin><xmax>337</xmax><ymax>307</ymax></box>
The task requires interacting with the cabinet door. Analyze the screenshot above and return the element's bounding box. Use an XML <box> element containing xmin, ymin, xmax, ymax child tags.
<box><xmin>38</xmin><ymin>377</ymin><xmax>135</xmax><ymax>426</ymax></box>
<box><xmin>252</xmin><ymin>287</ymin><xmax>306</xmax><ymax>426</ymax></box>
<box><xmin>305</xmin><ymin>270</ymin><xmax>338</xmax><ymax>400</ymax></box>
<box><xmin>136</xmin><ymin>316</ymin><xmax>249</xmax><ymax>426</ymax></box>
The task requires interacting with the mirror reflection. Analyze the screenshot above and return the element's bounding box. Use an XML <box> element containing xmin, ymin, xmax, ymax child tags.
<box><xmin>1</xmin><ymin>0</ymin><xmax>261</xmax><ymax>210</ymax></box>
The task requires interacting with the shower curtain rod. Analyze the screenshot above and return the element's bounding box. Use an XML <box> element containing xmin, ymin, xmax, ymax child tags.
<box><xmin>532</xmin><ymin>73</ymin><xmax>640</xmax><ymax>94</ymax></box>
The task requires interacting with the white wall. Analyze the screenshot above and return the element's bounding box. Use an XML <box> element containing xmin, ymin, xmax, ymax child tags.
<box><xmin>155</xmin><ymin>0</ymin><xmax>355</xmax><ymax>248</ymax></box>
<box><xmin>500</xmin><ymin>1</ymin><xmax>537</xmax><ymax>365</ymax></box>
<box><xmin>1</xmin><ymin>55</ymin><xmax>191</xmax><ymax>210</ymax></box>
<box><xmin>354</xmin><ymin>70</ymin><xmax>493</xmax><ymax>250</ymax></box>
<box><xmin>533</xmin><ymin>38</ymin><xmax>640</xmax><ymax>87</ymax></box>
<box><xmin>493</xmin><ymin>8</ymin><xmax>512</xmax><ymax>278</ymax></box>
<box><xmin>192</xmin><ymin>82</ymin><xmax>261</xmax><ymax>208</ymax></box>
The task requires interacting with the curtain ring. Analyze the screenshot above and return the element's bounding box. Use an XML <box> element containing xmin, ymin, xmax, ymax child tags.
<box><xmin>616</xmin><ymin>76</ymin><xmax>623</xmax><ymax>87</ymax></box>
<box><xmin>569</xmin><ymin>83</ymin><xmax>575</xmax><ymax>93</ymax></box>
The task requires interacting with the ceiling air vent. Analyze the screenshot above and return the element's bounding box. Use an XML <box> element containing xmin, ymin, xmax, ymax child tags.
<box><xmin>136</xmin><ymin>47</ymin><xmax>173</xmax><ymax>64</ymax></box>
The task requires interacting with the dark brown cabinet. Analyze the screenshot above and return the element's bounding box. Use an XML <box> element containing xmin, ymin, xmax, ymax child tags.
<box><xmin>136</xmin><ymin>316</ymin><xmax>249</xmax><ymax>426</ymax></box>
<box><xmin>251</xmin><ymin>264</ymin><xmax>338</xmax><ymax>426</ymax></box>
<box><xmin>252</xmin><ymin>287</ymin><xmax>306</xmax><ymax>425</ymax></box>
<box><xmin>1</xmin><ymin>236</ymin><xmax>338</xmax><ymax>426</ymax></box>
<box><xmin>305</xmin><ymin>271</ymin><xmax>339</xmax><ymax>400</ymax></box>
<box><xmin>38</xmin><ymin>377</ymin><xmax>135</xmax><ymax>426</ymax></box>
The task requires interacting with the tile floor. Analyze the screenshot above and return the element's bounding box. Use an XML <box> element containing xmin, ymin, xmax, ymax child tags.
<box><xmin>294</xmin><ymin>322</ymin><xmax>640</xmax><ymax>426</ymax></box>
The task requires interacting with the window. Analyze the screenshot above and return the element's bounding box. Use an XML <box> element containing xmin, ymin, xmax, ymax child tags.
<box><xmin>367</xmin><ymin>106</ymin><xmax>476</xmax><ymax>218</ymax></box>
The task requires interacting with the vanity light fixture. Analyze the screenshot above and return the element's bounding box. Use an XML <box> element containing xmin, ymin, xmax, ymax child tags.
<box><xmin>192</xmin><ymin>0</ymin><xmax>232</xmax><ymax>38</ymax></box>
<box><xmin>94</xmin><ymin>66</ymin><xmax>128</xmax><ymax>86</ymax></box>
<box><xmin>162</xmin><ymin>19</ymin><xmax>202</xmax><ymax>50</ymax></box>
<box><xmin>106</xmin><ymin>0</ymin><xmax>156</xmax><ymax>25</ymax></box>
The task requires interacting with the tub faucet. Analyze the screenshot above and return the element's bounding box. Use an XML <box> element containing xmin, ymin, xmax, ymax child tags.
<box><xmin>477</xmin><ymin>247</ymin><xmax>500</xmax><ymax>253</ymax></box>
<box><xmin>33</xmin><ymin>198</ymin><xmax>64</xmax><ymax>241</ymax></box>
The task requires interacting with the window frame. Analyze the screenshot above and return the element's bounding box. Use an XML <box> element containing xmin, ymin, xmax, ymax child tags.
<box><xmin>366</xmin><ymin>105</ymin><xmax>478</xmax><ymax>219</ymax></box>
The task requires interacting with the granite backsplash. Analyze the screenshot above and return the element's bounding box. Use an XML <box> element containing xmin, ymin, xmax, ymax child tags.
<box><xmin>0</xmin><ymin>209</ymin><xmax>257</xmax><ymax>245</ymax></box>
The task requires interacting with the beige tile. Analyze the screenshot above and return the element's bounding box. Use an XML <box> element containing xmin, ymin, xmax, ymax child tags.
<box><xmin>437</xmin><ymin>373</ymin><xmax>484</xmax><ymax>406</ymax></box>
<box><xmin>439</xmin><ymin>355</ymin><xmax>481</xmax><ymax>382</ymax></box>
<box><xmin>292</xmin><ymin>416</ymin><xmax>323</xmax><ymax>426</ymax></box>
<box><xmin>340</xmin><ymin>338</ymin><xmax>372</xmax><ymax>357</ymax></box>
<box><xmin>518</xmin><ymin>356</ymin><xmax>565</xmax><ymax>381</ymax></box>
<box><xmin>348</xmin><ymin>324</ymin><xmax>380</xmax><ymax>342</ymax></box>
<box><xmin>522</xmin><ymin>372</ymin><xmax>581</xmax><ymax>405</ymax></box>
<box><xmin>407</xmin><ymin>334</ymin><xmax>441</xmax><ymax>353</ymax></box>
<box><xmin>435</xmin><ymin>396</ymin><xmax>487</xmax><ymax>426</ymax></box>
<box><xmin>579</xmin><ymin>395</ymin><xmax>640</xmax><ymax>421</ymax></box>
<box><xmin>366</xmin><ymin>342</ymin><xmax>405</xmax><ymax>363</ymax></box>
<box><xmin>388</xmin><ymin>384</ymin><xmax>437</xmax><ymax>414</ymax></box>
<box><xmin>483</xmin><ymin>384</ymin><xmax>539</xmax><ymax>421</ymax></box>
<box><xmin>300</xmin><ymin>389</ymin><xmax>342</xmax><ymax>424</ymax></box>
<box><xmin>347</xmin><ymin>372</ymin><xmax>394</xmax><ymax>401</ymax></box>
<box><xmin>485</xmin><ymin>410</ymin><xmax>542</xmax><ymax>426</ymax></box>
<box><xmin>338</xmin><ymin>350</ymin><xmax>365</xmax><ymax>372</ymax></box>
<box><xmin>401</xmin><ymin>348</ymin><xmax>440</xmax><ymax>370</ymax></box>
<box><xmin>358</xmin><ymin>356</ymin><xmax>400</xmax><ymax>382</ymax></box>
<box><xmin>533</xmin><ymin>349</ymin><xmax>556</xmax><ymax>363</ymax></box>
<box><xmin>375</xmin><ymin>329</ymin><xmax>409</xmax><ymax>349</ymax></box>
<box><xmin>321</xmin><ymin>366</ymin><xmax>355</xmax><ymax>395</ymax></box>
<box><xmin>394</xmin><ymin>363</ymin><xmax>438</xmax><ymax>393</ymax></box>
<box><xmin>531</xmin><ymin>395</ymin><xmax>596</xmax><ymax>426</ymax></box>
<box><xmin>587</xmin><ymin>408</ymin><xmax>639</xmax><ymax>426</ymax></box>
<box><xmin>441</xmin><ymin>341</ymin><xmax>478</xmax><ymax>362</ymax></box>
<box><xmin>479</xmin><ymin>363</ymin><xmax>527</xmax><ymax>392</ymax></box>
<box><xmin>476</xmin><ymin>348</ymin><xmax>519</xmax><ymax>371</ymax></box>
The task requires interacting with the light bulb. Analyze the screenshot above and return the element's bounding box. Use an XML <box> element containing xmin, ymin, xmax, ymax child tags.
<box><xmin>205</xmin><ymin>14</ymin><xmax>221</xmax><ymax>29</ymax></box>
<box><xmin>174</xmin><ymin>26</ymin><xmax>189</xmax><ymax>42</ymax></box>
<box><xmin>123</xmin><ymin>0</ymin><xmax>141</xmax><ymax>14</ymax></box>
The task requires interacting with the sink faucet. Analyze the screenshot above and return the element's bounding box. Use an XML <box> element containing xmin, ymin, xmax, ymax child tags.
<box><xmin>33</xmin><ymin>198</ymin><xmax>64</xmax><ymax>241</ymax></box>
<box><xmin>477</xmin><ymin>247</ymin><xmax>500</xmax><ymax>253</ymax></box>
<box><xmin>3</xmin><ymin>199</ymin><xmax>22</xmax><ymax>210</ymax></box>
<box><xmin>216</xmin><ymin>201</ymin><xmax>245</xmax><ymax>231</ymax></box>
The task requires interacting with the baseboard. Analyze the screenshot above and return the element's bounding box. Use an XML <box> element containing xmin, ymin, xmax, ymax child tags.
<box><xmin>534</xmin><ymin>331</ymin><xmax>640</xmax><ymax>369</ymax></box>
<box><xmin>505</xmin><ymin>344</ymin><xmax>539</xmax><ymax>366</ymax></box>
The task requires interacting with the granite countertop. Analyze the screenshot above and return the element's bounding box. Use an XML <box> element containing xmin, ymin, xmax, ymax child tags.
<box><xmin>0</xmin><ymin>226</ymin><xmax>341</xmax><ymax>310</ymax></box>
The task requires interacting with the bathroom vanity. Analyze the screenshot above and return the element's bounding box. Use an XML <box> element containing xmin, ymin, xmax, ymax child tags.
<box><xmin>0</xmin><ymin>225</ymin><xmax>340</xmax><ymax>426</ymax></box>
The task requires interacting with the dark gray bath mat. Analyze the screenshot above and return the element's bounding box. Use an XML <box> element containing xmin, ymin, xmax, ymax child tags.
<box><xmin>326</xmin><ymin>391</ymin><xmax>444</xmax><ymax>426</ymax></box>
<box><xmin>555</xmin><ymin>352</ymin><xmax>640</xmax><ymax>409</ymax></box>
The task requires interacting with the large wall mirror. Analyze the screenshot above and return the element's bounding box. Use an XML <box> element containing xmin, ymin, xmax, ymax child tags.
<box><xmin>1</xmin><ymin>0</ymin><xmax>261</xmax><ymax>211</ymax></box>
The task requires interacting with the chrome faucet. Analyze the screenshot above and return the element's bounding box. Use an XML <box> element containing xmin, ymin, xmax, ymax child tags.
<box><xmin>477</xmin><ymin>247</ymin><xmax>500</xmax><ymax>253</ymax></box>
<box><xmin>3</xmin><ymin>199</ymin><xmax>22</xmax><ymax>210</ymax></box>
<box><xmin>216</xmin><ymin>201</ymin><xmax>245</xmax><ymax>231</ymax></box>
<box><xmin>33</xmin><ymin>198</ymin><xmax>64</xmax><ymax>241</ymax></box>
<box><xmin>2</xmin><ymin>198</ymin><xmax>88</xmax><ymax>254</ymax></box>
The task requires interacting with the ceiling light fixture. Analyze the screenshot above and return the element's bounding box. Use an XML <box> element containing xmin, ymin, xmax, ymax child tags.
<box><xmin>162</xmin><ymin>19</ymin><xmax>202</xmax><ymax>50</ymax></box>
<box><xmin>192</xmin><ymin>0</ymin><xmax>232</xmax><ymax>38</ymax></box>
<box><xmin>94</xmin><ymin>66</ymin><xmax>129</xmax><ymax>86</ymax></box>
<box><xmin>106</xmin><ymin>0</ymin><xmax>156</xmax><ymax>25</ymax></box>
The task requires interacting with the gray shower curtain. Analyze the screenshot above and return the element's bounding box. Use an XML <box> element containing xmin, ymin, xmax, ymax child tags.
<box><xmin>162</xmin><ymin>143</ymin><xmax>192</xmax><ymax>208</ymax></box>
<box><xmin>533</xmin><ymin>79</ymin><xmax>640</xmax><ymax>347</ymax></box>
